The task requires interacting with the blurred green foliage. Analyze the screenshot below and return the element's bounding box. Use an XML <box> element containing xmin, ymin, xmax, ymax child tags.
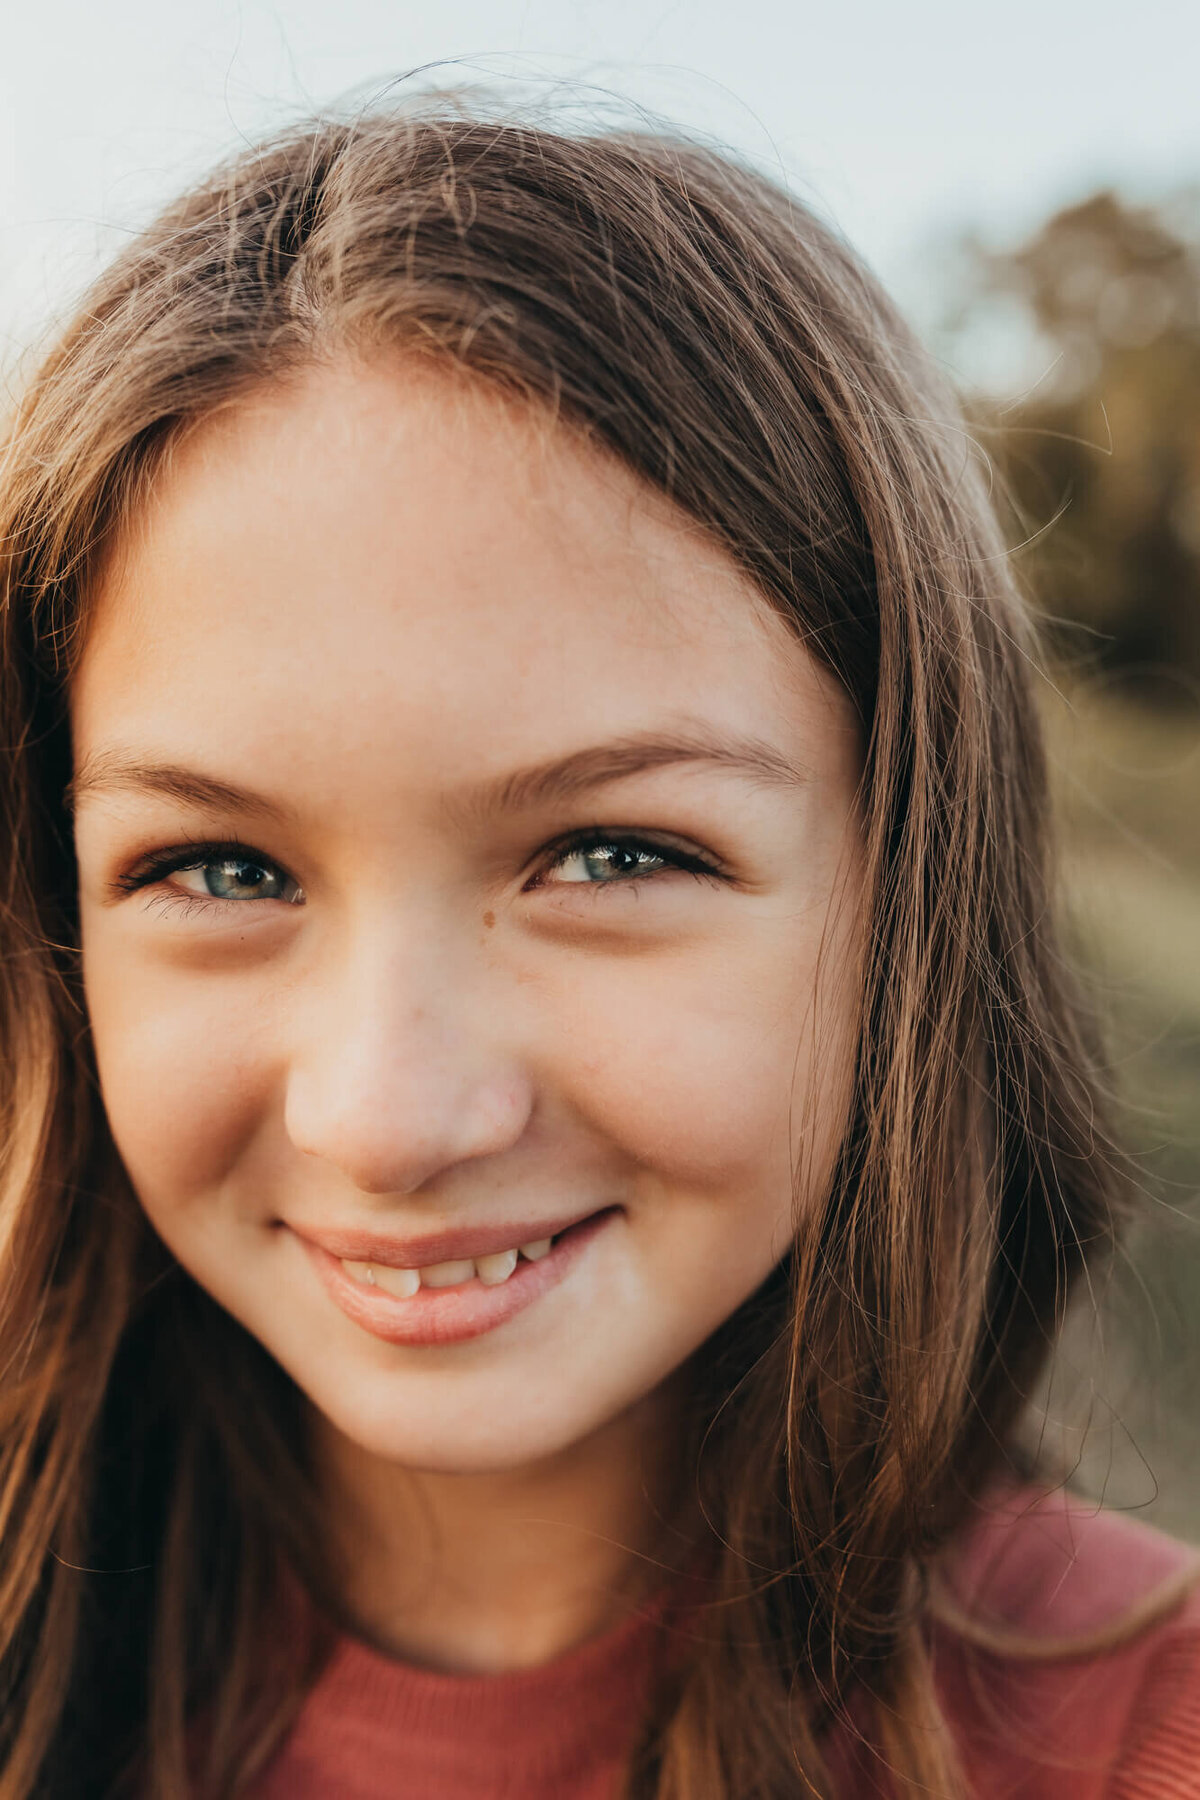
<box><xmin>948</xmin><ymin>186</ymin><xmax>1200</xmax><ymax>684</ymax></box>
<box><xmin>945</xmin><ymin>190</ymin><xmax>1200</xmax><ymax>1536</ymax></box>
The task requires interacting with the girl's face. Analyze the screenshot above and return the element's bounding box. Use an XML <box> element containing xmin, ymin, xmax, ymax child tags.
<box><xmin>72</xmin><ymin>362</ymin><xmax>864</xmax><ymax>1475</ymax></box>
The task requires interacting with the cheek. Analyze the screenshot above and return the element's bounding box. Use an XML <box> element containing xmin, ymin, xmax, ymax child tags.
<box><xmin>82</xmin><ymin>943</ymin><xmax>276</xmax><ymax>1210</ymax></box>
<box><xmin>551</xmin><ymin>927</ymin><xmax>859</xmax><ymax>1210</ymax></box>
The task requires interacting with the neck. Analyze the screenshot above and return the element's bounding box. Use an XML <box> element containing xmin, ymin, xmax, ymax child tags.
<box><xmin>310</xmin><ymin>1375</ymin><xmax>701</xmax><ymax>1675</ymax></box>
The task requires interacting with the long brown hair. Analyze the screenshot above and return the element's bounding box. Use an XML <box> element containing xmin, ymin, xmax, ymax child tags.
<box><xmin>0</xmin><ymin>96</ymin><xmax>1129</xmax><ymax>1797</ymax></box>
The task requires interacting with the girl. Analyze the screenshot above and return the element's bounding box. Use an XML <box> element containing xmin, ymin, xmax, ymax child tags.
<box><xmin>0</xmin><ymin>97</ymin><xmax>1196</xmax><ymax>1800</ymax></box>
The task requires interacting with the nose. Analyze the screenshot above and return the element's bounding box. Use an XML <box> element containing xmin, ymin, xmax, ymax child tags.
<box><xmin>282</xmin><ymin>936</ymin><xmax>535</xmax><ymax>1196</ymax></box>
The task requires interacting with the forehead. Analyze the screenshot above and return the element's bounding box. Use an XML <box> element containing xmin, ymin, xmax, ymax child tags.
<box><xmin>71</xmin><ymin>360</ymin><xmax>849</xmax><ymax>799</ymax></box>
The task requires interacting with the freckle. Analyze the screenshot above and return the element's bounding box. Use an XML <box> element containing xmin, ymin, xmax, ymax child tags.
<box><xmin>482</xmin><ymin>911</ymin><xmax>495</xmax><ymax>929</ymax></box>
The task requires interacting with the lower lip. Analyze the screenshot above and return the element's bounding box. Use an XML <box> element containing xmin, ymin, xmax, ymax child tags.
<box><xmin>297</xmin><ymin>1209</ymin><xmax>618</xmax><ymax>1347</ymax></box>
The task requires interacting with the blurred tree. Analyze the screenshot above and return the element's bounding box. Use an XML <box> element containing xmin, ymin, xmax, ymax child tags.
<box><xmin>947</xmin><ymin>188</ymin><xmax>1200</xmax><ymax>689</ymax></box>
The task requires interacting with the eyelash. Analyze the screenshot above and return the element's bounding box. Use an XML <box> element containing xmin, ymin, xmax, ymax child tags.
<box><xmin>113</xmin><ymin>829</ymin><xmax>725</xmax><ymax>915</ymax></box>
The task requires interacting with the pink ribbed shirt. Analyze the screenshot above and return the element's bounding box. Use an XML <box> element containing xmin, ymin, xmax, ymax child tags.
<box><xmin>252</xmin><ymin>1488</ymin><xmax>1200</xmax><ymax>1798</ymax></box>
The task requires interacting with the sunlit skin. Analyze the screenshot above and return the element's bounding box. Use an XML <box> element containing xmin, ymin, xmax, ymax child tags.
<box><xmin>71</xmin><ymin>361</ymin><xmax>865</xmax><ymax>1673</ymax></box>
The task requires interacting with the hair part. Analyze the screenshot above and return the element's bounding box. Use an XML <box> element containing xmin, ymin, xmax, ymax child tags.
<box><xmin>0</xmin><ymin>95</ymin><xmax>1130</xmax><ymax>1798</ymax></box>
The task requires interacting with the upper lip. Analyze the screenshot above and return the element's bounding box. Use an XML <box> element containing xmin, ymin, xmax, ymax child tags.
<box><xmin>289</xmin><ymin>1204</ymin><xmax>611</xmax><ymax>1270</ymax></box>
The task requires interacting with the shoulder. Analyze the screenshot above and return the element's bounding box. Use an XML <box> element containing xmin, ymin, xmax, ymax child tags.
<box><xmin>1111</xmin><ymin>1621</ymin><xmax>1200</xmax><ymax>1800</ymax></box>
<box><xmin>942</xmin><ymin>1483</ymin><xmax>1200</xmax><ymax>1642</ymax></box>
<box><xmin>931</xmin><ymin>1485</ymin><xmax>1200</xmax><ymax>1798</ymax></box>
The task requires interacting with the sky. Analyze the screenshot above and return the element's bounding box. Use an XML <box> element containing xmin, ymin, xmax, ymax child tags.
<box><xmin>2</xmin><ymin>0</ymin><xmax>1199</xmax><ymax>382</ymax></box>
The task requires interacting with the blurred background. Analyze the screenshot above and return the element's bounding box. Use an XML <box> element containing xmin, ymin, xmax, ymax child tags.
<box><xmin>3</xmin><ymin>1</ymin><xmax>1197</xmax><ymax>1532</ymax></box>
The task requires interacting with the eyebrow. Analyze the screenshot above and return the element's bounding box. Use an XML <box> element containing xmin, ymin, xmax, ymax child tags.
<box><xmin>65</xmin><ymin>755</ymin><xmax>301</xmax><ymax>826</ymax></box>
<box><xmin>65</xmin><ymin>723</ymin><xmax>808</xmax><ymax>827</ymax></box>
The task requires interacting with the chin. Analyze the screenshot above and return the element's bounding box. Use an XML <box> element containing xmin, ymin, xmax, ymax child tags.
<box><xmin>315</xmin><ymin>1383</ymin><xmax>618</xmax><ymax>1475</ymax></box>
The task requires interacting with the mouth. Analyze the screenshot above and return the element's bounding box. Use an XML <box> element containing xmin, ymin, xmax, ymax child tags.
<box><xmin>294</xmin><ymin>1207</ymin><xmax>619</xmax><ymax>1347</ymax></box>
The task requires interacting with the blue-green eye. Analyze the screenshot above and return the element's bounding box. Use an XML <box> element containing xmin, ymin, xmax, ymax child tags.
<box><xmin>548</xmin><ymin>841</ymin><xmax>676</xmax><ymax>883</ymax></box>
<box><xmin>537</xmin><ymin>832</ymin><xmax>723</xmax><ymax>888</ymax></box>
<box><xmin>115</xmin><ymin>841</ymin><xmax>304</xmax><ymax>907</ymax></box>
<box><xmin>191</xmin><ymin>857</ymin><xmax>293</xmax><ymax>901</ymax></box>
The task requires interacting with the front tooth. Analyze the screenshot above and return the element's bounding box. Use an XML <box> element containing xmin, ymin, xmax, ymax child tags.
<box><xmin>518</xmin><ymin>1237</ymin><xmax>552</xmax><ymax>1262</ymax></box>
<box><xmin>475</xmin><ymin>1248</ymin><xmax>519</xmax><ymax>1285</ymax></box>
<box><xmin>372</xmin><ymin>1264</ymin><xmax>421</xmax><ymax>1299</ymax></box>
<box><xmin>419</xmin><ymin>1257</ymin><xmax>477</xmax><ymax>1289</ymax></box>
<box><xmin>343</xmin><ymin>1259</ymin><xmax>377</xmax><ymax>1286</ymax></box>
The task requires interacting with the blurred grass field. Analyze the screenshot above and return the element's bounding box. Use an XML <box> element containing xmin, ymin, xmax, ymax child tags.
<box><xmin>1039</xmin><ymin>680</ymin><xmax>1200</xmax><ymax>1541</ymax></box>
